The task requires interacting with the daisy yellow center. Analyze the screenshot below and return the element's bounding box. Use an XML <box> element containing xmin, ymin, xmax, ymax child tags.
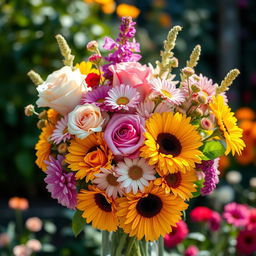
<box><xmin>136</xmin><ymin>194</ymin><xmax>163</xmax><ymax>218</ymax></box>
<box><xmin>165</xmin><ymin>173</ymin><xmax>182</xmax><ymax>188</ymax></box>
<box><xmin>94</xmin><ymin>193</ymin><xmax>111</xmax><ymax>212</ymax></box>
<box><xmin>202</xmin><ymin>90</ymin><xmax>209</xmax><ymax>97</ymax></box>
<box><xmin>161</xmin><ymin>89</ymin><xmax>172</xmax><ymax>98</ymax></box>
<box><xmin>157</xmin><ymin>133</ymin><xmax>182</xmax><ymax>156</ymax></box>
<box><xmin>97</xmin><ymin>98</ymin><xmax>105</xmax><ymax>103</ymax></box>
<box><xmin>106</xmin><ymin>174</ymin><xmax>119</xmax><ymax>186</ymax></box>
<box><xmin>128</xmin><ymin>165</ymin><xmax>143</xmax><ymax>180</ymax></box>
<box><xmin>116</xmin><ymin>97</ymin><xmax>129</xmax><ymax>105</ymax></box>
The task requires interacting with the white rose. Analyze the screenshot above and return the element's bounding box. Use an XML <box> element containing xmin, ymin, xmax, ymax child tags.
<box><xmin>68</xmin><ymin>104</ymin><xmax>104</xmax><ymax>139</ymax></box>
<box><xmin>36</xmin><ymin>66</ymin><xmax>86</xmax><ymax>115</ymax></box>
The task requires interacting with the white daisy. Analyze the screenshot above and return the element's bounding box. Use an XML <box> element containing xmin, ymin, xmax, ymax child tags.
<box><xmin>150</xmin><ymin>77</ymin><xmax>185</xmax><ymax>105</ymax></box>
<box><xmin>93</xmin><ymin>168</ymin><xmax>123</xmax><ymax>199</ymax></box>
<box><xmin>105</xmin><ymin>84</ymin><xmax>140</xmax><ymax>111</ymax></box>
<box><xmin>116</xmin><ymin>158</ymin><xmax>156</xmax><ymax>194</ymax></box>
<box><xmin>50</xmin><ymin>116</ymin><xmax>71</xmax><ymax>144</ymax></box>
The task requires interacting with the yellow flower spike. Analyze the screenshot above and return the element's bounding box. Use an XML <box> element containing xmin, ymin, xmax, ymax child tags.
<box><xmin>216</xmin><ymin>69</ymin><xmax>240</xmax><ymax>94</ymax></box>
<box><xmin>186</xmin><ymin>44</ymin><xmax>201</xmax><ymax>68</ymax></box>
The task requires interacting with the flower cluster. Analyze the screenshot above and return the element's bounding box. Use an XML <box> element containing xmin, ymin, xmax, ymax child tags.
<box><xmin>26</xmin><ymin>17</ymin><xmax>245</xmax><ymax>243</ymax></box>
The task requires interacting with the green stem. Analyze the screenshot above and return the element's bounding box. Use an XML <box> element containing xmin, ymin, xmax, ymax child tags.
<box><xmin>115</xmin><ymin>232</ymin><xmax>128</xmax><ymax>256</ymax></box>
<box><xmin>101</xmin><ymin>231</ymin><xmax>110</xmax><ymax>256</ymax></box>
<box><xmin>125</xmin><ymin>237</ymin><xmax>136</xmax><ymax>256</ymax></box>
<box><xmin>158</xmin><ymin>236</ymin><xmax>164</xmax><ymax>256</ymax></box>
<box><xmin>15</xmin><ymin>210</ymin><xmax>23</xmax><ymax>240</ymax></box>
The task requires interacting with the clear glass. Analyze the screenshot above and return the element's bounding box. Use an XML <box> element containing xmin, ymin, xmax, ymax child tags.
<box><xmin>101</xmin><ymin>229</ymin><xmax>163</xmax><ymax>256</ymax></box>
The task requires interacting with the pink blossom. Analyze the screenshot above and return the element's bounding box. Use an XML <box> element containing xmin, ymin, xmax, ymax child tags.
<box><xmin>223</xmin><ymin>202</ymin><xmax>250</xmax><ymax>227</ymax></box>
<box><xmin>164</xmin><ymin>220</ymin><xmax>188</xmax><ymax>248</ymax></box>
<box><xmin>0</xmin><ymin>233</ymin><xmax>10</xmax><ymax>247</ymax></box>
<box><xmin>184</xmin><ymin>245</ymin><xmax>199</xmax><ymax>256</ymax></box>
<box><xmin>13</xmin><ymin>245</ymin><xmax>32</xmax><ymax>256</ymax></box>
<box><xmin>209</xmin><ymin>211</ymin><xmax>221</xmax><ymax>231</ymax></box>
<box><xmin>26</xmin><ymin>239</ymin><xmax>42</xmax><ymax>252</ymax></box>
<box><xmin>236</xmin><ymin>229</ymin><xmax>256</xmax><ymax>255</ymax></box>
<box><xmin>109</xmin><ymin>62</ymin><xmax>152</xmax><ymax>100</ymax></box>
<box><xmin>25</xmin><ymin>217</ymin><xmax>42</xmax><ymax>232</ymax></box>
<box><xmin>247</xmin><ymin>209</ymin><xmax>256</xmax><ymax>230</ymax></box>
<box><xmin>104</xmin><ymin>113</ymin><xmax>145</xmax><ymax>158</ymax></box>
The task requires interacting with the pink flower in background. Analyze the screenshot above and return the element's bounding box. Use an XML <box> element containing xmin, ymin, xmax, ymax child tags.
<box><xmin>51</xmin><ymin>116</ymin><xmax>71</xmax><ymax>144</ymax></box>
<box><xmin>184</xmin><ymin>245</ymin><xmax>199</xmax><ymax>256</ymax></box>
<box><xmin>109</xmin><ymin>62</ymin><xmax>152</xmax><ymax>100</ymax></box>
<box><xmin>44</xmin><ymin>155</ymin><xmax>77</xmax><ymax>209</ymax></box>
<box><xmin>247</xmin><ymin>209</ymin><xmax>256</xmax><ymax>230</ymax></box>
<box><xmin>190</xmin><ymin>206</ymin><xmax>213</xmax><ymax>222</ymax></box>
<box><xmin>26</xmin><ymin>239</ymin><xmax>42</xmax><ymax>252</ymax></box>
<box><xmin>0</xmin><ymin>233</ymin><xmax>10</xmax><ymax>247</ymax></box>
<box><xmin>164</xmin><ymin>220</ymin><xmax>188</xmax><ymax>249</ymax></box>
<box><xmin>25</xmin><ymin>217</ymin><xmax>42</xmax><ymax>232</ymax></box>
<box><xmin>236</xmin><ymin>229</ymin><xmax>256</xmax><ymax>255</ymax></box>
<box><xmin>13</xmin><ymin>245</ymin><xmax>32</xmax><ymax>256</ymax></box>
<box><xmin>209</xmin><ymin>211</ymin><xmax>221</xmax><ymax>231</ymax></box>
<box><xmin>223</xmin><ymin>202</ymin><xmax>250</xmax><ymax>227</ymax></box>
<box><xmin>104</xmin><ymin>113</ymin><xmax>145</xmax><ymax>158</ymax></box>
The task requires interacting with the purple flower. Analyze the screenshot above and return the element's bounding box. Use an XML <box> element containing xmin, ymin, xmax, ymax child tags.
<box><xmin>196</xmin><ymin>159</ymin><xmax>219</xmax><ymax>196</ymax></box>
<box><xmin>44</xmin><ymin>155</ymin><xmax>77</xmax><ymax>209</ymax></box>
<box><xmin>223</xmin><ymin>202</ymin><xmax>250</xmax><ymax>227</ymax></box>
<box><xmin>104</xmin><ymin>113</ymin><xmax>145</xmax><ymax>158</ymax></box>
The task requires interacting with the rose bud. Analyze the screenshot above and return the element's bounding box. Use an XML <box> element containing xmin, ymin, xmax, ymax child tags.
<box><xmin>24</xmin><ymin>104</ymin><xmax>35</xmax><ymax>116</ymax></box>
<box><xmin>85</xmin><ymin>73</ymin><xmax>101</xmax><ymax>88</ymax></box>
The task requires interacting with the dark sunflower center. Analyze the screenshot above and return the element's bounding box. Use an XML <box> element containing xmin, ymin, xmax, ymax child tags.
<box><xmin>157</xmin><ymin>133</ymin><xmax>182</xmax><ymax>156</ymax></box>
<box><xmin>94</xmin><ymin>193</ymin><xmax>112</xmax><ymax>212</ymax></box>
<box><xmin>165</xmin><ymin>172</ymin><xmax>182</xmax><ymax>188</ymax></box>
<box><xmin>87</xmin><ymin>146</ymin><xmax>99</xmax><ymax>153</ymax></box>
<box><xmin>136</xmin><ymin>194</ymin><xmax>163</xmax><ymax>218</ymax></box>
<box><xmin>245</xmin><ymin>236</ymin><xmax>253</xmax><ymax>245</ymax></box>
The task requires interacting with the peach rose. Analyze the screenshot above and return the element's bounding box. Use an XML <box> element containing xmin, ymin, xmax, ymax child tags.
<box><xmin>109</xmin><ymin>62</ymin><xmax>152</xmax><ymax>100</ymax></box>
<box><xmin>68</xmin><ymin>104</ymin><xmax>105</xmax><ymax>139</ymax></box>
<box><xmin>36</xmin><ymin>66</ymin><xmax>86</xmax><ymax>115</ymax></box>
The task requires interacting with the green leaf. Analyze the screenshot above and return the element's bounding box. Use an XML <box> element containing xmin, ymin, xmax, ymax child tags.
<box><xmin>72</xmin><ymin>210</ymin><xmax>86</xmax><ymax>237</ymax></box>
<box><xmin>192</xmin><ymin>179</ymin><xmax>204</xmax><ymax>198</ymax></box>
<box><xmin>200</xmin><ymin>140</ymin><xmax>226</xmax><ymax>160</ymax></box>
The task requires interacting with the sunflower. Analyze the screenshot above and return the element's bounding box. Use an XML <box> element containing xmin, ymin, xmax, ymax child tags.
<box><xmin>140</xmin><ymin>112</ymin><xmax>202</xmax><ymax>175</ymax></box>
<box><xmin>209</xmin><ymin>95</ymin><xmax>245</xmax><ymax>155</ymax></box>
<box><xmin>77</xmin><ymin>185</ymin><xmax>118</xmax><ymax>232</ymax></box>
<box><xmin>154</xmin><ymin>170</ymin><xmax>197</xmax><ymax>200</ymax></box>
<box><xmin>75</xmin><ymin>61</ymin><xmax>99</xmax><ymax>75</ymax></box>
<box><xmin>35</xmin><ymin>122</ymin><xmax>55</xmax><ymax>171</ymax></box>
<box><xmin>65</xmin><ymin>132</ymin><xmax>113</xmax><ymax>182</ymax></box>
<box><xmin>117</xmin><ymin>182</ymin><xmax>188</xmax><ymax>241</ymax></box>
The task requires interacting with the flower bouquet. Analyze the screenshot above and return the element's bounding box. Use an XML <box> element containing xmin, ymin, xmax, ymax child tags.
<box><xmin>26</xmin><ymin>17</ymin><xmax>245</xmax><ymax>256</ymax></box>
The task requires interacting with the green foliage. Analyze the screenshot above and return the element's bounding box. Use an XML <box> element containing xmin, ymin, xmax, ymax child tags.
<box><xmin>72</xmin><ymin>210</ymin><xmax>86</xmax><ymax>237</ymax></box>
<box><xmin>200</xmin><ymin>140</ymin><xmax>226</xmax><ymax>160</ymax></box>
<box><xmin>192</xmin><ymin>179</ymin><xmax>204</xmax><ymax>198</ymax></box>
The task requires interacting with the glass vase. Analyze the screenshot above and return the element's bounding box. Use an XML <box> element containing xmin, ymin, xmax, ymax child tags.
<box><xmin>101</xmin><ymin>229</ymin><xmax>164</xmax><ymax>256</ymax></box>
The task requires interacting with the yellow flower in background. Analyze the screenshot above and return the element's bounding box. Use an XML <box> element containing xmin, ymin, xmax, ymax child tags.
<box><xmin>117</xmin><ymin>182</ymin><xmax>188</xmax><ymax>241</ymax></box>
<box><xmin>235</xmin><ymin>107</ymin><xmax>255</xmax><ymax>121</ymax></box>
<box><xmin>35</xmin><ymin>122</ymin><xmax>55</xmax><ymax>171</ymax></box>
<box><xmin>209</xmin><ymin>95</ymin><xmax>245</xmax><ymax>156</ymax></box>
<box><xmin>101</xmin><ymin>1</ymin><xmax>116</xmax><ymax>14</ymax></box>
<box><xmin>116</xmin><ymin>4</ymin><xmax>140</xmax><ymax>19</ymax></box>
<box><xmin>140</xmin><ymin>112</ymin><xmax>202</xmax><ymax>175</ymax></box>
<box><xmin>77</xmin><ymin>185</ymin><xmax>118</xmax><ymax>231</ymax></box>
<box><xmin>154</xmin><ymin>169</ymin><xmax>197</xmax><ymax>200</ymax></box>
<box><xmin>75</xmin><ymin>61</ymin><xmax>99</xmax><ymax>75</ymax></box>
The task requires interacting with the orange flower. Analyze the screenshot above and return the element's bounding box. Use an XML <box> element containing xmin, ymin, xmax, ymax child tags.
<box><xmin>218</xmin><ymin>155</ymin><xmax>230</xmax><ymax>176</ymax></box>
<box><xmin>159</xmin><ymin>13</ymin><xmax>172</xmax><ymax>28</ymax></box>
<box><xmin>116</xmin><ymin>4</ymin><xmax>140</xmax><ymax>19</ymax></box>
<box><xmin>235</xmin><ymin>107</ymin><xmax>255</xmax><ymax>121</ymax></box>
<box><xmin>8</xmin><ymin>197</ymin><xmax>29</xmax><ymax>211</ymax></box>
<box><xmin>235</xmin><ymin>142</ymin><xmax>254</xmax><ymax>165</ymax></box>
<box><xmin>101</xmin><ymin>1</ymin><xmax>115</xmax><ymax>14</ymax></box>
<box><xmin>47</xmin><ymin>109</ymin><xmax>60</xmax><ymax>125</ymax></box>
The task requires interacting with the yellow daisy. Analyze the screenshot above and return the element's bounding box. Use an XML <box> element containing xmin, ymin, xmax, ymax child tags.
<box><xmin>154</xmin><ymin>170</ymin><xmax>197</xmax><ymax>200</ymax></box>
<box><xmin>140</xmin><ymin>112</ymin><xmax>202</xmax><ymax>175</ymax></box>
<box><xmin>117</xmin><ymin>182</ymin><xmax>188</xmax><ymax>241</ymax></box>
<box><xmin>209</xmin><ymin>95</ymin><xmax>245</xmax><ymax>155</ymax></box>
<box><xmin>65</xmin><ymin>132</ymin><xmax>113</xmax><ymax>182</ymax></box>
<box><xmin>75</xmin><ymin>61</ymin><xmax>99</xmax><ymax>75</ymax></box>
<box><xmin>77</xmin><ymin>185</ymin><xmax>118</xmax><ymax>232</ymax></box>
<box><xmin>35</xmin><ymin>123</ymin><xmax>55</xmax><ymax>171</ymax></box>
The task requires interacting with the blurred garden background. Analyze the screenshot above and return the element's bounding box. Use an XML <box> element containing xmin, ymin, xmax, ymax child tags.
<box><xmin>0</xmin><ymin>0</ymin><xmax>256</xmax><ymax>255</ymax></box>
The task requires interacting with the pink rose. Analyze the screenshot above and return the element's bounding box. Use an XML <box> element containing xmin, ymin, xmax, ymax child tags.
<box><xmin>36</xmin><ymin>66</ymin><xmax>86</xmax><ymax>115</ymax></box>
<box><xmin>104</xmin><ymin>114</ymin><xmax>145</xmax><ymax>158</ymax></box>
<box><xmin>109</xmin><ymin>62</ymin><xmax>152</xmax><ymax>100</ymax></box>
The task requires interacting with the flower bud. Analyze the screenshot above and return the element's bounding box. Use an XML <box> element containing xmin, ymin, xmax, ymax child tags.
<box><xmin>88</xmin><ymin>54</ymin><xmax>102</xmax><ymax>64</ymax></box>
<box><xmin>170</xmin><ymin>57</ymin><xmax>179</xmax><ymax>68</ymax></box>
<box><xmin>191</xmin><ymin>84</ymin><xmax>200</xmax><ymax>93</ymax></box>
<box><xmin>86</xmin><ymin>40</ymin><xmax>98</xmax><ymax>52</ymax></box>
<box><xmin>191</xmin><ymin>74</ymin><xmax>200</xmax><ymax>81</ymax></box>
<box><xmin>182</xmin><ymin>67</ymin><xmax>195</xmax><ymax>77</ymax></box>
<box><xmin>198</xmin><ymin>94</ymin><xmax>207</xmax><ymax>104</ymax></box>
<box><xmin>38</xmin><ymin>110</ymin><xmax>48</xmax><ymax>120</ymax></box>
<box><xmin>200</xmin><ymin>117</ymin><xmax>213</xmax><ymax>130</ymax></box>
<box><xmin>57</xmin><ymin>143</ymin><xmax>68</xmax><ymax>154</ymax></box>
<box><xmin>24</xmin><ymin>104</ymin><xmax>35</xmax><ymax>116</ymax></box>
<box><xmin>37</xmin><ymin>120</ymin><xmax>46</xmax><ymax>129</ymax></box>
<box><xmin>193</xmin><ymin>108</ymin><xmax>204</xmax><ymax>118</ymax></box>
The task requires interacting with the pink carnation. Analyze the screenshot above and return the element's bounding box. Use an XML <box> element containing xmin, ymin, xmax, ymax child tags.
<box><xmin>209</xmin><ymin>211</ymin><xmax>221</xmax><ymax>231</ymax></box>
<box><xmin>184</xmin><ymin>245</ymin><xmax>199</xmax><ymax>256</ymax></box>
<box><xmin>236</xmin><ymin>229</ymin><xmax>256</xmax><ymax>255</ymax></box>
<box><xmin>223</xmin><ymin>202</ymin><xmax>250</xmax><ymax>227</ymax></box>
<box><xmin>247</xmin><ymin>208</ymin><xmax>256</xmax><ymax>230</ymax></box>
<box><xmin>164</xmin><ymin>220</ymin><xmax>188</xmax><ymax>249</ymax></box>
<box><xmin>190</xmin><ymin>206</ymin><xmax>213</xmax><ymax>222</ymax></box>
<box><xmin>104</xmin><ymin>113</ymin><xmax>145</xmax><ymax>158</ymax></box>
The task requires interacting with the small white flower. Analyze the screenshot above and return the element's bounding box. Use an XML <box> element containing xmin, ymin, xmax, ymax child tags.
<box><xmin>116</xmin><ymin>158</ymin><xmax>156</xmax><ymax>194</ymax></box>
